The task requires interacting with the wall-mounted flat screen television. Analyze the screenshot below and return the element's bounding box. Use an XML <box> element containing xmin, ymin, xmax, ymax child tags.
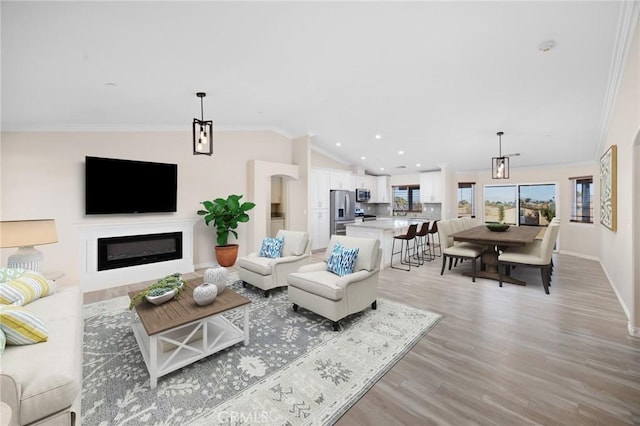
<box><xmin>85</xmin><ymin>156</ymin><xmax>177</xmax><ymax>214</ymax></box>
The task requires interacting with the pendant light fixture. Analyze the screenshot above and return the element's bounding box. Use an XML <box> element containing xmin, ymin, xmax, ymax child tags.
<box><xmin>193</xmin><ymin>92</ymin><xmax>213</xmax><ymax>156</ymax></box>
<box><xmin>492</xmin><ymin>131</ymin><xmax>509</xmax><ymax>179</ymax></box>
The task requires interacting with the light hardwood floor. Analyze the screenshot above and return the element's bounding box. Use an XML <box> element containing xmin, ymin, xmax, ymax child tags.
<box><xmin>84</xmin><ymin>251</ymin><xmax>640</xmax><ymax>425</ymax></box>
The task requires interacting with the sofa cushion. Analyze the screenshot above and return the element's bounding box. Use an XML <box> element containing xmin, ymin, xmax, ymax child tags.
<box><xmin>237</xmin><ymin>255</ymin><xmax>273</xmax><ymax>276</ymax></box>
<box><xmin>0</xmin><ymin>328</ymin><xmax>5</xmax><ymax>354</ymax></box>
<box><xmin>0</xmin><ymin>272</ymin><xmax>55</xmax><ymax>306</ymax></box>
<box><xmin>277</xmin><ymin>230</ymin><xmax>309</xmax><ymax>256</ymax></box>
<box><xmin>288</xmin><ymin>271</ymin><xmax>345</xmax><ymax>301</ymax></box>
<box><xmin>0</xmin><ymin>286</ymin><xmax>82</xmax><ymax>425</ymax></box>
<box><xmin>327</xmin><ymin>242</ymin><xmax>359</xmax><ymax>277</ymax></box>
<box><xmin>0</xmin><ymin>305</ymin><xmax>49</xmax><ymax>345</ymax></box>
<box><xmin>0</xmin><ymin>267</ymin><xmax>27</xmax><ymax>283</ymax></box>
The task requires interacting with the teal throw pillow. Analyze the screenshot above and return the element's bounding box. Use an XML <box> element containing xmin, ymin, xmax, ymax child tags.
<box><xmin>327</xmin><ymin>242</ymin><xmax>359</xmax><ymax>277</ymax></box>
<box><xmin>259</xmin><ymin>237</ymin><xmax>284</xmax><ymax>259</ymax></box>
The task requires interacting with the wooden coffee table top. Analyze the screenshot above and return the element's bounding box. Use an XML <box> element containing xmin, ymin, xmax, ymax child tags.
<box><xmin>129</xmin><ymin>277</ymin><xmax>251</xmax><ymax>336</ymax></box>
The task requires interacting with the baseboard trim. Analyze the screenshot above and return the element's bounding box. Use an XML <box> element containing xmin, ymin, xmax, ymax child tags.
<box><xmin>628</xmin><ymin>322</ymin><xmax>640</xmax><ymax>337</ymax></box>
<box><xmin>557</xmin><ymin>250</ymin><xmax>599</xmax><ymax>261</ymax></box>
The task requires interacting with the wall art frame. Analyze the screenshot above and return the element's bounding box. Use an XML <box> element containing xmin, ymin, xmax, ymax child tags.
<box><xmin>599</xmin><ymin>144</ymin><xmax>617</xmax><ymax>231</ymax></box>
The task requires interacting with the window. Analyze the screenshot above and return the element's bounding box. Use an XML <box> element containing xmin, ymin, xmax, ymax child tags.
<box><xmin>457</xmin><ymin>182</ymin><xmax>476</xmax><ymax>217</ymax></box>
<box><xmin>518</xmin><ymin>184</ymin><xmax>556</xmax><ymax>225</ymax></box>
<box><xmin>570</xmin><ymin>176</ymin><xmax>593</xmax><ymax>223</ymax></box>
<box><xmin>393</xmin><ymin>185</ymin><xmax>421</xmax><ymax>214</ymax></box>
<box><xmin>484</xmin><ymin>185</ymin><xmax>517</xmax><ymax>224</ymax></box>
<box><xmin>484</xmin><ymin>183</ymin><xmax>558</xmax><ymax>226</ymax></box>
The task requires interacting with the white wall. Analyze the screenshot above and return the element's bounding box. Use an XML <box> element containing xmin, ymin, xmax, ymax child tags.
<box><xmin>600</xmin><ymin>17</ymin><xmax>640</xmax><ymax>334</ymax></box>
<box><xmin>0</xmin><ymin>130</ymin><xmax>295</xmax><ymax>288</ymax></box>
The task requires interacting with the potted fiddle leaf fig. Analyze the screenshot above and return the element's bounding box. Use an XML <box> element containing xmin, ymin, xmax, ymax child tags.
<box><xmin>197</xmin><ymin>194</ymin><xmax>256</xmax><ymax>266</ymax></box>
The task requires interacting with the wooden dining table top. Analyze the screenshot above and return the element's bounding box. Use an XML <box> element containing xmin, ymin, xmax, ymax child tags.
<box><xmin>451</xmin><ymin>225</ymin><xmax>541</xmax><ymax>247</ymax></box>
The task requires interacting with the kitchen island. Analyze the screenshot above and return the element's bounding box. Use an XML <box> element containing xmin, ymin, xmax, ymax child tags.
<box><xmin>346</xmin><ymin>218</ymin><xmax>426</xmax><ymax>269</ymax></box>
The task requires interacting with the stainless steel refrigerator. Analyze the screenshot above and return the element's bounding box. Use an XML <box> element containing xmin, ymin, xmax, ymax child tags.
<box><xmin>330</xmin><ymin>190</ymin><xmax>356</xmax><ymax>236</ymax></box>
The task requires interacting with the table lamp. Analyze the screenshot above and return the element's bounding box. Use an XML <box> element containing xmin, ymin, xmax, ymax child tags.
<box><xmin>0</xmin><ymin>219</ymin><xmax>58</xmax><ymax>272</ymax></box>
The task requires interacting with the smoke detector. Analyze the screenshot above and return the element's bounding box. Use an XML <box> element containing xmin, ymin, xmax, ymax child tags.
<box><xmin>538</xmin><ymin>40</ymin><xmax>556</xmax><ymax>52</ymax></box>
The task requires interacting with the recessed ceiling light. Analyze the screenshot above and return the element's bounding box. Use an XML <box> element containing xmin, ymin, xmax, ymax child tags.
<box><xmin>416</xmin><ymin>163</ymin><xmax>421</xmax><ymax>167</ymax></box>
<box><xmin>361</xmin><ymin>156</ymin><xmax>366</xmax><ymax>160</ymax></box>
<box><xmin>538</xmin><ymin>40</ymin><xmax>556</xmax><ymax>52</ymax></box>
<box><xmin>380</xmin><ymin>167</ymin><xmax>385</xmax><ymax>171</ymax></box>
<box><xmin>398</xmin><ymin>150</ymin><xmax>404</xmax><ymax>155</ymax></box>
<box><xmin>375</xmin><ymin>134</ymin><xmax>381</xmax><ymax>139</ymax></box>
<box><xmin>336</xmin><ymin>142</ymin><xmax>341</xmax><ymax>147</ymax></box>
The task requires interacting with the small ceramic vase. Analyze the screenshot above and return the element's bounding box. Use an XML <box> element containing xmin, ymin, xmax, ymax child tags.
<box><xmin>193</xmin><ymin>282</ymin><xmax>218</xmax><ymax>306</ymax></box>
<box><xmin>204</xmin><ymin>266</ymin><xmax>228</xmax><ymax>295</ymax></box>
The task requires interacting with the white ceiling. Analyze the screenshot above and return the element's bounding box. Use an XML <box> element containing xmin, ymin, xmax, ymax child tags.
<box><xmin>1</xmin><ymin>1</ymin><xmax>633</xmax><ymax>175</ymax></box>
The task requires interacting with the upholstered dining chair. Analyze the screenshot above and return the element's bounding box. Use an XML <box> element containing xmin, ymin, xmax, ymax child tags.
<box><xmin>238</xmin><ymin>230</ymin><xmax>311</xmax><ymax>297</ymax></box>
<box><xmin>497</xmin><ymin>221</ymin><xmax>560</xmax><ymax>294</ymax></box>
<box><xmin>287</xmin><ymin>235</ymin><xmax>381</xmax><ymax>331</ymax></box>
<box><xmin>437</xmin><ymin>219</ymin><xmax>485</xmax><ymax>282</ymax></box>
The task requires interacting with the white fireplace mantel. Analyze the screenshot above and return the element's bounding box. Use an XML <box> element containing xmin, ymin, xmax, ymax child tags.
<box><xmin>75</xmin><ymin>218</ymin><xmax>197</xmax><ymax>293</ymax></box>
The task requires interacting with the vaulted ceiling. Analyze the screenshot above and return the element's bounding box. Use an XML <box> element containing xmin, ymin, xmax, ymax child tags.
<box><xmin>1</xmin><ymin>1</ymin><xmax>634</xmax><ymax>175</ymax></box>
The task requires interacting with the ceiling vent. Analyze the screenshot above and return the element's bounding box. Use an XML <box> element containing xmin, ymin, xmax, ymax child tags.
<box><xmin>395</xmin><ymin>165</ymin><xmax>407</xmax><ymax>169</ymax></box>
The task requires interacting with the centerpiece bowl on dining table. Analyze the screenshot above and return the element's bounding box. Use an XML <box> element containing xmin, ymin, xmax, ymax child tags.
<box><xmin>486</xmin><ymin>223</ymin><xmax>511</xmax><ymax>232</ymax></box>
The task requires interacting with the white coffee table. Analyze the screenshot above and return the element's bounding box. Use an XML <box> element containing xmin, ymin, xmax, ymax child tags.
<box><xmin>129</xmin><ymin>280</ymin><xmax>251</xmax><ymax>389</ymax></box>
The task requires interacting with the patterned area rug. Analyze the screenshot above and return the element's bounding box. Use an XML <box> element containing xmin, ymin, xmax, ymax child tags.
<box><xmin>82</xmin><ymin>280</ymin><xmax>442</xmax><ymax>425</ymax></box>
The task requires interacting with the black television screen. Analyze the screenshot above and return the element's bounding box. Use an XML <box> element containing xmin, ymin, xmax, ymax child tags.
<box><xmin>85</xmin><ymin>156</ymin><xmax>177</xmax><ymax>214</ymax></box>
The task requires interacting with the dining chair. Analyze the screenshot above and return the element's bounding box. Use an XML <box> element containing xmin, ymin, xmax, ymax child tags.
<box><xmin>437</xmin><ymin>219</ymin><xmax>485</xmax><ymax>282</ymax></box>
<box><xmin>497</xmin><ymin>222</ymin><xmax>560</xmax><ymax>294</ymax></box>
<box><xmin>390</xmin><ymin>223</ymin><xmax>420</xmax><ymax>271</ymax></box>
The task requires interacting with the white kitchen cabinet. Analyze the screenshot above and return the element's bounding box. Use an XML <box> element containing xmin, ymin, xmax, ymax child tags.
<box><xmin>309</xmin><ymin>168</ymin><xmax>330</xmax><ymax>209</ymax></box>
<box><xmin>310</xmin><ymin>208</ymin><xmax>330</xmax><ymax>250</ymax></box>
<box><xmin>329</xmin><ymin>170</ymin><xmax>354</xmax><ymax>191</ymax></box>
<box><xmin>420</xmin><ymin>171</ymin><xmax>442</xmax><ymax>203</ymax></box>
<box><xmin>376</xmin><ymin>176</ymin><xmax>390</xmax><ymax>203</ymax></box>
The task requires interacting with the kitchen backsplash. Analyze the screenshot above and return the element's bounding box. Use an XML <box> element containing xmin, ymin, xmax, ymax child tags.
<box><xmin>359</xmin><ymin>203</ymin><xmax>442</xmax><ymax>220</ymax></box>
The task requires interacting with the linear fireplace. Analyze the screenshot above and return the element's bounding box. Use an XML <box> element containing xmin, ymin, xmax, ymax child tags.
<box><xmin>97</xmin><ymin>232</ymin><xmax>183</xmax><ymax>271</ymax></box>
<box><xmin>76</xmin><ymin>218</ymin><xmax>197</xmax><ymax>293</ymax></box>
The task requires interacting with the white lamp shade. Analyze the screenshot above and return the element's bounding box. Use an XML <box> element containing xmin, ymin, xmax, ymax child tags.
<box><xmin>0</xmin><ymin>219</ymin><xmax>58</xmax><ymax>248</ymax></box>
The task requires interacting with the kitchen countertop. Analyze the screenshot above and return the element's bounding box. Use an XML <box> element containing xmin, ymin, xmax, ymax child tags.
<box><xmin>346</xmin><ymin>218</ymin><xmax>424</xmax><ymax>230</ymax></box>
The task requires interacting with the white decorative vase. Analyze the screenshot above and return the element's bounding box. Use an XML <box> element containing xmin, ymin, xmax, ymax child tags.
<box><xmin>193</xmin><ymin>282</ymin><xmax>218</xmax><ymax>306</ymax></box>
<box><xmin>204</xmin><ymin>266</ymin><xmax>228</xmax><ymax>295</ymax></box>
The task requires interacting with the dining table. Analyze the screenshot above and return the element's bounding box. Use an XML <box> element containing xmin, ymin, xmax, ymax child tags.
<box><xmin>451</xmin><ymin>225</ymin><xmax>541</xmax><ymax>285</ymax></box>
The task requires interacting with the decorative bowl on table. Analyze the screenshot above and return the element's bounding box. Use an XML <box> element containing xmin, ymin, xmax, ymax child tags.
<box><xmin>145</xmin><ymin>288</ymin><xmax>178</xmax><ymax>305</ymax></box>
<box><xmin>486</xmin><ymin>223</ymin><xmax>511</xmax><ymax>232</ymax></box>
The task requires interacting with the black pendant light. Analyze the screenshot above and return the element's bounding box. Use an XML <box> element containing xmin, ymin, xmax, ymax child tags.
<box><xmin>492</xmin><ymin>131</ymin><xmax>509</xmax><ymax>179</ymax></box>
<box><xmin>193</xmin><ymin>92</ymin><xmax>213</xmax><ymax>156</ymax></box>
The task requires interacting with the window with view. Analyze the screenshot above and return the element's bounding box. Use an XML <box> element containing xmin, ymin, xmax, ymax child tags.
<box><xmin>457</xmin><ymin>182</ymin><xmax>476</xmax><ymax>217</ymax></box>
<box><xmin>484</xmin><ymin>185</ymin><xmax>517</xmax><ymax>224</ymax></box>
<box><xmin>393</xmin><ymin>185</ymin><xmax>421</xmax><ymax>215</ymax></box>
<box><xmin>570</xmin><ymin>176</ymin><xmax>593</xmax><ymax>223</ymax></box>
<box><xmin>518</xmin><ymin>184</ymin><xmax>556</xmax><ymax>225</ymax></box>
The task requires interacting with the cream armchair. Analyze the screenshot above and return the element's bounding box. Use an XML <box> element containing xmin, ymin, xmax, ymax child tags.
<box><xmin>287</xmin><ymin>235</ymin><xmax>381</xmax><ymax>331</ymax></box>
<box><xmin>238</xmin><ymin>230</ymin><xmax>311</xmax><ymax>297</ymax></box>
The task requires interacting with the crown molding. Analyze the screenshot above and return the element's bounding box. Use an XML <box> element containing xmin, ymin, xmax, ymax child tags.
<box><xmin>596</xmin><ymin>0</ymin><xmax>640</xmax><ymax>158</ymax></box>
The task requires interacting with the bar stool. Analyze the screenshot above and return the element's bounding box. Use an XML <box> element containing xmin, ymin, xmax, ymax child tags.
<box><xmin>426</xmin><ymin>220</ymin><xmax>441</xmax><ymax>260</ymax></box>
<box><xmin>391</xmin><ymin>223</ymin><xmax>420</xmax><ymax>271</ymax></box>
<box><xmin>414</xmin><ymin>222</ymin><xmax>432</xmax><ymax>264</ymax></box>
